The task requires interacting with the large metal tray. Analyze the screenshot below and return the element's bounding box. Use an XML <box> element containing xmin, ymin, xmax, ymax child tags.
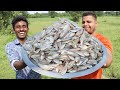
<box><xmin>21</xmin><ymin>39</ymin><xmax>107</xmax><ymax>79</ymax></box>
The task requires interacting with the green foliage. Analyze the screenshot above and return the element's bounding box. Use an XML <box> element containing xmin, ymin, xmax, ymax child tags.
<box><xmin>20</xmin><ymin>11</ymin><xmax>29</xmax><ymax>18</ymax></box>
<box><xmin>48</xmin><ymin>11</ymin><xmax>57</xmax><ymax>18</ymax></box>
<box><xmin>57</xmin><ymin>12</ymin><xmax>70</xmax><ymax>17</ymax></box>
<box><xmin>66</xmin><ymin>11</ymin><xmax>83</xmax><ymax>22</ymax></box>
<box><xmin>104</xmin><ymin>11</ymin><xmax>120</xmax><ymax>16</ymax></box>
<box><xmin>27</xmin><ymin>12</ymin><xmax>69</xmax><ymax>18</ymax></box>
<box><xmin>94</xmin><ymin>11</ymin><xmax>104</xmax><ymax>16</ymax></box>
<box><xmin>0</xmin><ymin>11</ymin><xmax>29</xmax><ymax>34</ymax></box>
<box><xmin>0</xmin><ymin>34</ymin><xmax>16</xmax><ymax>79</ymax></box>
<box><xmin>0</xmin><ymin>11</ymin><xmax>12</xmax><ymax>30</ymax></box>
<box><xmin>28</xmin><ymin>13</ymin><xmax>49</xmax><ymax>18</ymax></box>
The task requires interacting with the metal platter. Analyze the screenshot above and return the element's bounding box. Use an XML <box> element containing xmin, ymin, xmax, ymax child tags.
<box><xmin>21</xmin><ymin>39</ymin><xmax>107</xmax><ymax>79</ymax></box>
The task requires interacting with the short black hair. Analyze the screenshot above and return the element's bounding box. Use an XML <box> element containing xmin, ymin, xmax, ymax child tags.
<box><xmin>82</xmin><ymin>11</ymin><xmax>97</xmax><ymax>20</ymax></box>
<box><xmin>11</xmin><ymin>15</ymin><xmax>28</xmax><ymax>29</ymax></box>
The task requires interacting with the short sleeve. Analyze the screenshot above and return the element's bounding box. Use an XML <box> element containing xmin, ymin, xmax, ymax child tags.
<box><xmin>5</xmin><ymin>43</ymin><xmax>20</xmax><ymax>71</ymax></box>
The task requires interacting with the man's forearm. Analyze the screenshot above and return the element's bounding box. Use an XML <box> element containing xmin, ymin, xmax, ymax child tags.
<box><xmin>102</xmin><ymin>48</ymin><xmax>112</xmax><ymax>68</ymax></box>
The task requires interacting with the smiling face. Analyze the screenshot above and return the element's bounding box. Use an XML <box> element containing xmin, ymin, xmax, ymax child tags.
<box><xmin>82</xmin><ymin>15</ymin><xmax>98</xmax><ymax>35</ymax></box>
<box><xmin>13</xmin><ymin>20</ymin><xmax>29</xmax><ymax>40</ymax></box>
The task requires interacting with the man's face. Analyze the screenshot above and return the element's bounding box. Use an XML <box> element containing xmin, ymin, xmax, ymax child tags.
<box><xmin>14</xmin><ymin>21</ymin><xmax>29</xmax><ymax>39</ymax></box>
<box><xmin>82</xmin><ymin>15</ymin><xmax>97</xmax><ymax>35</ymax></box>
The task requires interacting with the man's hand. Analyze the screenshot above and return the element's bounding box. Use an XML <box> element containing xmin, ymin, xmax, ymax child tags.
<box><xmin>14</xmin><ymin>60</ymin><xmax>27</xmax><ymax>70</ymax></box>
<box><xmin>102</xmin><ymin>63</ymin><xmax>107</xmax><ymax>68</ymax></box>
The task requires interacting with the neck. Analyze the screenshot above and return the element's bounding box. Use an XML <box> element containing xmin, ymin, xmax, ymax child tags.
<box><xmin>91</xmin><ymin>31</ymin><xmax>97</xmax><ymax>37</ymax></box>
<box><xmin>18</xmin><ymin>38</ymin><xmax>27</xmax><ymax>44</ymax></box>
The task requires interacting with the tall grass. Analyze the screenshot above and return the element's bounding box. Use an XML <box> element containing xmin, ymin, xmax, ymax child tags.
<box><xmin>0</xmin><ymin>16</ymin><xmax>120</xmax><ymax>79</ymax></box>
<box><xmin>0</xmin><ymin>34</ymin><xmax>16</xmax><ymax>79</ymax></box>
<box><xmin>97</xmin><ymin>16</ymin><xmax>120</xmax><ymax>79</ymax></box>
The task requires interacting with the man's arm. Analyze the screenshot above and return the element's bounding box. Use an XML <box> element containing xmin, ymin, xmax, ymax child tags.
<box><xmin>5</xmin><ymin>43</ymin><xmax>27</xmax><ymax>71</ymax></box>
<box><xmin>102</xmin><ymin>48</ymin><xmax>112</xmax><ymax>68</ymax></box>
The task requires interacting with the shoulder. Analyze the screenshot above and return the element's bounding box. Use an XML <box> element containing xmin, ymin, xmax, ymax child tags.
<box><xmin>95</xmin><ymin>33</ymin><xmax>108</xmax><ymax>40</ymax></box>
<box><xmin>5</xmin><ymin>40</ymin><xmax>16</xmax><ymax>50</ymax></box>
<box><xmin>95</xmin><ymin>33</ymin><xmax>113</xmax><ymax>52</ymax></box>
<box><xmin>6</xmin><ymin>41</ymin><xmax>14</xmax><ymax>47</ymax></box>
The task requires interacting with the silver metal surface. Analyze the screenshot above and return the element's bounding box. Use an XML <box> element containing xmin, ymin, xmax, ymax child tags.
<box><xmin>21</xmin><ymin>39</ymin><xmax>108</xmax><ymax>79</ymax></box>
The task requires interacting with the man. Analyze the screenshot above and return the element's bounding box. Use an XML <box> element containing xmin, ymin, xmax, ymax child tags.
<box><xmin>5</xmin><ymin>15</ymin><xmax>41</xmax><ymax>79</ymax></box>
<box><xmin>73</xmin><ymin>11</ymin><xmax>113</xmax><ymax>79</ymax></box>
